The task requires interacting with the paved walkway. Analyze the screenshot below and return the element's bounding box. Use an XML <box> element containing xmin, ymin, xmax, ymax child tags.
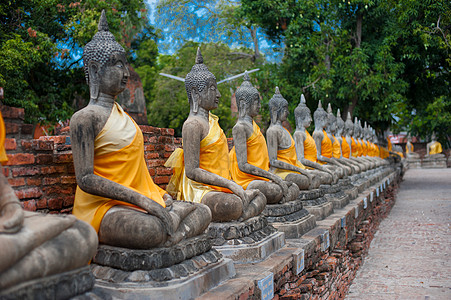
<box><xmin>346</xmin><ymin>168</ymin><xmax>451</xmax><ymax>300</ymax></box>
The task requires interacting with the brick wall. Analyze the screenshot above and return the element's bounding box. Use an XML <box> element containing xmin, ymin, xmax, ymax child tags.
<box><xmin>1</xmin><ymin>105</ymin><xmax>180</xmax><ymax>214</ymax></box>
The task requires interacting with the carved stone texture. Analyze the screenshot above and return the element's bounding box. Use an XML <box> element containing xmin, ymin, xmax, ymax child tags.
<box><xmin>91</xmin><ymin>248</ymin><xmax>223</xmax><ymax>283</ymax></box>
<box><xmin>0</xmin><ymin>266</ymin><xmax>94</xmax><ymax>300</ymax></box>
<box><xmin>207</xmin><ymin>216</ymin><xmax>278</xmax><ymax>246</ymax></box>
<box><xmin>93</xmin><ymin>234</ymin><xmax>212</xmax><ymax>272</ymax></box>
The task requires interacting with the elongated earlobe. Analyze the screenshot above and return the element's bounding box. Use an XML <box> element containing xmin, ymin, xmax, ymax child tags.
<box><xmin>88</xmin><ymin>62</ymin><xmax>100</xmax><ymax>101</ymax></box>
<box><xmin>191</xmin><ymin>88</ymin><xmax>199</xmax><ymax>113</ymax></box>
<box><xmin>238</xmin><ymin>101</ymin><xmax>247</xmax><ymax>118</ymax></box>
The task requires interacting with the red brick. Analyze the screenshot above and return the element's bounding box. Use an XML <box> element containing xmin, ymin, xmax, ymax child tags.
<box><xmin>63</xmin><ymin>196</ymin><xmax>74</xmax><ymax>206</ymax></box>
<box><xmin>2</xmin><ymin>167</ymin><xmax>9</xmax><ymax>177</ymax></box>
<box><xmin>39</xmin><ymin>135</ymin><xmax>67</xmax><ymax>144</ymax></box>
<box><xmin>61</xmin><ymin>176</ymin><xmax>76</xmax><ymax>184</ymax></box>
<box><xmin>33</xmin><ymin>140</ymin><xmax>54</xmax><ymax>151</ymax></box>
<box><xmin>165</xmin><ymin>144</ymin><xmax>175</xmax><ymax>152</ymax></box>
<box><xmin>5</xmin><ymin>122</ymin><xmax>20</xmax><ymax>134</ymax></box>
<box><xmin>1</xmin><ymin>106</ymin><xmax>24</xmax><ymax>119</ymax></box>
<box><xmin>153</xmin><ymin>176</ymin><xmax>170</xmax><ymax>185</ymax></box>
<box><xmin>4</xmin><ymin>138</ymin><xmax>16</xmax><ymax>150</ymax></box>
<box><xmin>43</xmin><ymin>185</ymin><xmax>74</xmax><ymax>195</ymax></box>
<box><xmin>148</xmin><ymin>136</ymin><xmax>157</xmax><ymax>143</ymax></box>
<box><xmin>67</xmin><ymin>164</ymin><xmax>75</xmax><ymax>174</ymax></box>
<box><xmin>21</xmin><ymin>140</ymin><xmax>33</xmax><ymax>151</ymax></box>
<box><xmin>22</xmin><ymin>199</ymin><xmax>37</xmax><ymax>211</ymax></box>
<box><xmin>36</xmin><ymin>154</ymin><xmax>53</xmax><ymax>164</ymax></box>
<box><xmin>15</xmin><ymin>187</ymin><xmax>42</xmax><ymax>199</ymax></box>
<box><xmin>158</xmin><ymin>136</ymin><xmax>172</xmax><ymax>144</ymax></box>
<box><xmin>48</xmin><ymin>197</ymin><xmax>63</xmax><ymax>210</ymax></box>
<box><xmin>146</xmin><ymin>153</ymin><xmax>159</xmax><ymax>160</ymax></box>
<box><xmin>21</xmin><ymin>124</ymin><xmax>33</xmax><ymax>134</ymax></box>
<box><xmin>5</xmin><ymin>153</ymin><xmax>35</xmax><ymax>165</ymax></box>
<box><xmin>163</xmin><ymin>152</ymin><xmax>172</xmax><ymax>158</ymax></box>
<box><xmin>36</xmin><ymin>198</ymin><xmax>47</xmax><ymax>209</ymax></box>
<box><xmin>8</xmin><ymin>177</ymin><xmax>25</xmax><ymax>187</ymax></box>
<box><xmin>148</xmin><ymin>168</ymin><xmax>156</xmax><ymax>176</ymax></box>
<box><xmin>12</xmin><ymin>166</ymin><xmax>40</xmax><ymax>177</ymax></box>
<box><xmin>156</xmin><ymin>167</ymin><xmax>172</xmax><ymax>176</ymax></box>
<box><xmin>41</xmin><ymin>165</ymin><xmax>66</xmax><ymax>174</ymax></box>
<box><xmin>54</xmin><ymin>153</ymin><xmax>73</xmax><ymax>163</ymax></box>
<box><xmin>155</xmin><ymin>144</ymin><xmax>164</xmax><ymax>151</ymax></box>
<box><xmin>27</xmin><ymin>177</ymin><xmax>42</xmax><ymax>186</ymax></box>
<box><xmin>43</xmin><ymin>177</ymin><xmax>60</xmax><ymax>185</ymax></box>
<box><xmin>140</xmin><ymin>125</ymin><xmax>160</xmax><ymax>134</ymax></box>
<box><xmin>161</xmin><ymin>128</ymin><xmax>174</xmax><ymax>136</ymax></box>
<box><xmin>60</xmin><ymin>207</ymin><xmax>73</xmax><ymax>214</ymax></box>
<box><xmin>144</xmin><ymin>144</ymin><xmax>155</xmax><ymax>151</ymax></box>
<box><xmin>147</xmin><ymin>159</ymin><xmax>166</xmax><ymax>167</ymax></box>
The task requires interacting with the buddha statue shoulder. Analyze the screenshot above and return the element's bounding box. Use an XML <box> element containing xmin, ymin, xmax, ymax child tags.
<box><xmin>229</xmin><ymin>73</ymin><xmax>299</xmax><ymax>204</ymax></box>
<box><xmin>426</xmin><ymin>133</ymin><xmax>444</xmax><ymax>157</ymax></box>
<box><xmin>70</xmin><ymin>11</ymin><xmax>211</xmax><ymax>249</ymax></box>
<box><xmin>165</xmin><ymin>48</ymin><xmax>266</xmax><ymax>222</ymax></box>
<box><xmin>0</xmin><ymin>109</ymin><xmax>97</xmax><ymax>292</ymax></box>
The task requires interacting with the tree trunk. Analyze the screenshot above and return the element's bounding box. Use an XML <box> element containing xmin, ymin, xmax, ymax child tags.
<box><xmin>356</xmin><ymin>13</ymin><xmax>362</xmax><ymax>48</ymax></box>
<box><xmin>250</xmin><ymin>27</ymin><xmax>260</xmax><ymax>60</ymax></box>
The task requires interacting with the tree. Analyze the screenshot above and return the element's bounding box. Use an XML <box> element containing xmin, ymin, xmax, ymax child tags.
<box><xmin>0</xmin><ymin>0</ymin><xmax>150</xmax><ymax>124</ymax></box>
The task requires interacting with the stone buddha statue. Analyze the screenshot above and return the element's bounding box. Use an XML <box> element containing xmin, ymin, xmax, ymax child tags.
<box><xmin>266</xmin><ymin>87</ymin><xmax>321</xmax><ymax>190</ymax></box>
<box><xmin>70</xmin><ymin>11</ymin><xmax>211</xmax><ymax>249</ymax></box>
<box><xmin>166</xmin><ymin>48</ymin><xmax>266</xmax><ymax>222</ymax></box>
<box><xmin>311</xmin><ymin>101</ymin><xmax>348</xmax><ymax>177</ymax></box>
<box><xmin>426</xmin><ymin>133</ymin><xmax>445</xmax><ymax>157</ymax></box>
<box><xmin>229</xmin><ymin>73</ymin><xmax>299</xmax><ymax>204</ymax></box>
<box><xmin>0</xmin><ymin>112</ymin><xmax>97</xmax><ymax>294</ymax></box>
<box><xmin>406</xmin><ymin>135</ymin><xmax>420</xmax><ymax>159</ymax></box>
<box><xmin>292</xmin><ymin>94</ymin><xmax>335</xmax><ymax>184</ymax></box>
<box><xmin>356</xmin><ymin>121</ymin><xmax>377</xmax><ymax>168</ymax></box>
<box><xmin>343</xmin><ymin>112</ymin><xmax>370</xmax><ymax>170</ymax></box>
<box><xmin>334</xmin><ymin>109</ymin><xmax>362</xmax><ymax>173</ymax></box>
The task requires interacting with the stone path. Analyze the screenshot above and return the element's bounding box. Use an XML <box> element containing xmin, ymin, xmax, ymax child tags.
<box><xmin>346</xmin><ymin>168</ymin><xmax>451</xmax><ymax>300</ymax></box>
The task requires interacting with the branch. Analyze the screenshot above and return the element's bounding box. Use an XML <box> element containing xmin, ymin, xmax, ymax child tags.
<box><xmin>227</xmin><ymin>52</ymin><xmax>255</xmax><ymax>60</ymax></box>
<box><xmin>302</xmin><ymin>76</ymin><xmax>322</xmax><ymax>92</ymax></box>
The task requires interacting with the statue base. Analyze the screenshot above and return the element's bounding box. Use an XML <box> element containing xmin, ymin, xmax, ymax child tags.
<box><xmin>296</xmin><ymin>189</ymin><xmax>333</xmax><ymax>220</ymax></box>
<box><xmin>208</xmin><ymin>216</ymin><xmax>284</xmax><ymax>263</ymax></box>
<box><xmin>90</xmin><ymin>235</ymin><xmax>236</xmax><ymax>300</ymax></box>
<box><xmin>339</xmin><ymin>178</ymin><xmax>359</xmax><ymax>200</ymax></box>
<box><xmin>0</xmin><ymin>266</ymin><xmax>94</xmax><ymax>300</ymax></box>
<box><xmin>263</xmin><ymin>199</ymin><xmax>316</xmax><ymax>238</ymax></box>
<box><xmin>422</xmin><ymin>156</ymin><xmax>447</xmax><ymax>168</ymax></box>
<box><xmin>304</xmin><ymin>201</ymin><xmax>334</xmax><ymax>221</ymax></box>
<box><xmin>406</xmin><ymin>157</ymin><xmax>422</xmax><ymax>168</ymax></box>
<box><xmin>321</xmin><ymin>183</ymin><xmax>350</xmax><ymax>209</ymax></box>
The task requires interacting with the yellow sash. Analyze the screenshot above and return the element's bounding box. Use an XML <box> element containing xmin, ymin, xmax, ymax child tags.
<box><xmin>406</xmin><ymin>142</ymin><xmax>414</xmax><ymax>154</ymax></box>
<box><xmin>429</xmin><ymin>141</ymin><xmax>443</xmax><ymax>155</ymax></box>
<box><xmin>0</xmin><ymin>111</ymin><xmax>7</xmax><ymax>164</ymax></box>
<box><xmin>165</xmin><ymin>113</ymin><xmax>232</xmax><ymax>203</ymax></box>
<box><xmin>332</xmin><ymin>135</ymin><xmax>341</xmax><ymax>158</ymax></box>
<box><xmin>321</xmin><ymin>130</ymin><xmax>333</xmax><ymax>159</ymax></box>
<box><xmin>73</xmin><ymin>103</ymin><xmax>166</xmax><ymax>232</ymax></box>
<box><xmin>351</xmin><ymin>137</ymin><xmax>358</xmax><ymax>158</ymax></box>
<box><xmin>229</xmin><ymin>121</ymin><xmax>269</xmax><ymax>189</ymax></box>
<box><xmin>387</xmin><ymin>138</ymin><xmax>392</xmax><ymax>151</ymax></box>
<box><xmin>342</xmin><ymin>136</ymin><xmax>350</xmax><ymax>158</ymax></box>
<box><xmin>304</xmin><ymin>130</ymin><xmax>317</xmax><ymax>163</ymax></box>
<box><xmin>273</xmin><ymin>128</ymin><xmax>305</xmax><ymax>179</ymax></box>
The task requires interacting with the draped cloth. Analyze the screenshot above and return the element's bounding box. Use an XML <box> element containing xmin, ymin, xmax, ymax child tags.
<box><xmin>351</xmin><ymin>137</ymin><xmax>358</xmax><ymax>158</ymax></box>
<box><xmin>429</xmin><ymin>141</ymin><xmax>443</xmax><ymax>155</ymax></box>
<box><xmin>229</xmin><ymin>121</ymin><xmax>269</xmax><ymax>189</ymax></box>
<box><xmin>332</xmin><ymin>135</ymin><xmax>341</xmax><ymax>159</ymax></box>
<box><xmin>0</xmin><ymin>111</ymin><xmax>7</xmax><ymax>164</ymax></box>
<box><xmin>304</xmin><ymin>130</ymin><xmax>317</xmax><ymax>163</ymax></box>
<box><xmin>317</xmin><ymin>130</ymin><xmax>332</xmax><ymax>165</ymax></box>
<box><xmin>406</xmin><ymin>142</ymin><xmax>414</xmax><ymax>154</ymax></box>
<box><xmin>165</xmin><ymin>113</ymin><xmax>232</xmax><ymax>203</ymax></box>
<box><xmin>273</xmin><ymin>128</ymin><xmax>305</xmax><ymax>179</ymax></box>
<box><xmin>361</xmin><ymin>140</ymin><xmax>368</xmax><ymax>156</ymax></box>
<box><xmin>73</xmin><ymin>103</ymin><xmax>166</xmax><ymax>233</ymax></box>
<box><xmin>341</xmin><ymin>136</ymin><xmax>350</xmax><ymax>158</ymax></box>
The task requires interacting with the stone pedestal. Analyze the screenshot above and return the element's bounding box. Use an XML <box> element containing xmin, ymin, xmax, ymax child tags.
<box><xmin>208</xmin><ymin>216</ymin><xmax>285</xmax><ymax>263</ymax></box>
<box><xmin>297</xmin><ymin>189</ymin><xmax>334</xmax><ymax>220</ymax></box>
<box><xmin>304</xmin><ymin>201</ymin><xmax>334</xmax><ymax>221</ymax></box>
<box><xmin>263</xmin><ymin>200</ymin><xmax>317</xmax><ymax>238</ymax></box>
<box><xmin>321</xmin><ymin>183</ymin><xmax>350</xmax><ymax>209</ymax></box>
<box><xmin>422</xmin><ymin>156</ymin><xmax>447</xmax><ymax>168</ymax></box>
<box><xmin>0</xmin><ymin>266</ymin><xmax>94</xmax><ymax>300</ymax></box>
<box><xmin>89</xmin><ymin>235</ymin><xmax>236</xmax><ymax>300</ymax></box>
<box><xmin>406</xmin><ymin>158</ymin><xmax>421</xmax><ymax>169</ymax></box>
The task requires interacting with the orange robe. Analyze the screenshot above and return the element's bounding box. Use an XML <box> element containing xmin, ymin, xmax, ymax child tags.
<box><xmin>73</xmin><ymin>103</ymin><xmax>166</xmax><ymax>232</ymax></box>
<box><xmin>351</xmin><ymin>137</ymin><xmax>358</xmax><ymax>158</ymax></box>
<box><xmin>429</xmin><ymin>141</ymin><xmax>443</xmax><ymax>155</ymax></box>
<box><xmin>332</xmin><ymin>135</ymin><xmax>341</xmax><ymax>159</ymax></box>
<box><xmin>165</xmin><ymin>113</ymin><xmax>232</xmax><ymax>203</ymax></box>
<box><xmin>273</xmin><ymin>128</ymin><xmax>305</xmax><ymax>179</ymax></box>
<box><xmin>361</xmin><ymin>140</ymin><xmax>368</xmax><ymax>156</ymax></box>
<box><xmin>0</xmin><ymin>111</ymin><xmax>7</xmax><ymax>164</ymax></box>
<box><xmin>318</xmin><ymin>130</ymin><xmax>333</xmax><ymax>164</ymax></box>
<box><xmin>342</xmin><ymin>136</ymin><xmax>351</xmax><ymax>158</ymax></box>
<box><xmin>304</xmin><ymin>130</ymin><xmax>317</xmax><ymax>163</ymax></box>
<box><xmin>229</xmin><ymin>121</ymin><xmax>269</xmax><ymax>189</ymax></box>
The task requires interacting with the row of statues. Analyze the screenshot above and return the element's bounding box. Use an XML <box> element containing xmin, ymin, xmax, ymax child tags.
<box><xmin>0</xmin><ymin>10</ymin><xmax>417</xmax><ymax>297</ymax></box>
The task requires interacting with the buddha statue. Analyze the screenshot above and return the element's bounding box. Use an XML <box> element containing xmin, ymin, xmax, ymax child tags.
<box><xmin>266</xmin><ymin>87</ymin><xmax>321</xmax><ymax>190</ymax></box>
<box><xmin>292</xmin><ymin>95</ymin><xmax>335</xmax><ymax>184</ymax></box>
<box><xmin>70</xmin><ymin>11</ymin><xmax>211</xmax><ymax>249</ymax></box>
<box><xmin>343</xmin><ymin>113</ymin><xmax>371</xmax><ymax>170</ymax></box>
<box><xmin>311</xmin><ymin>101</ymin><xmax>348</xmax><ymax>177</ymax></box>
<box><xmin>334</xmin><ymin>109</ymin><xmax>362</xmax><ymax>172</ymax></box>
<box><xmin>426</xmin><ymin>133</ymin><xmax>445</xmax><ymax>157</ymax></box>
<box><xmin>356</xmin><ymin>120</ymin><xmax>377</xmax><ymax>168</ymax></box>
<box><xmin>406</xmin><ymin>135</ymin><xmax>420</xmax><ymax>159</ymax></box>
<box><xmin>166</xmin><ymin>48</ymin><xmax>266</xmax><ymax>222</ymax></box>
<box><xmin>0</xmin><ymin>111</ymin><xmax>98</xmax><ymax>293</ymax></box>
<box><xmin>229</xmin><ymin>73</ymin><xmax>299</xmax><ymax>204</ymax></box>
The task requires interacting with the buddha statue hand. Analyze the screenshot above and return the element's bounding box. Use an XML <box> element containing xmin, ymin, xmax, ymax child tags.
<box><xmin>0</xmin><ymin>191</ymin><xmax>24</xmax><ymax>234</ymax></box>
<box><xmin>141</xmin><ymin>196</ymin><xmax>175</xmax><ymax>236</ymax></box>
<box><xmin>163</xmin><ymin>193</ymin><xmax>174</xmax><ymax>207</ymax></box>
<box><xmin>273</xmin><ymin>176</ymin><xmax>289</xmax><ymax>198</ymax></box>
<box><xmin>228</xmin><ymin>181</ymin><xmax>250</xmax><ymax>209</ymax></box>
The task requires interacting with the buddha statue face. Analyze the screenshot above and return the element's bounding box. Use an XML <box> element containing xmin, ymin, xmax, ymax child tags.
<box><xmin>185</xmin><ymin>48</ymin><xmax>220</xmax><ymax>113</ymax></box>
<box><xmin>344</xmin><ymin>113</ymin><xmax>354</xmax><ymax>136</ymax></box>
<box><xmin>336</xmin><ymin>109</ymin><xmax>344</xmax><ymax>136</ymax></box>
<box><xmin>269</xmin><ymin>87</ymin><xmax>289</xmax><ymax>124</ymax></box>
<box><xmin>236</xmin><ymin>72</ymin><xmax>261</xmax><ymax>118</ymax></box>
<box><xmin>83</xmin><ymin>11</ymin><xmax>128</xmax><ymax>100</ymax></box>
<box><xmin>294</xmin><ymin>94</ymin><xmax>312</xmax><ymax>129</ymax></box>
<box><xmin>313</xmin><ymin>101</ymin><xmax>328</xmax><ymax>129</ymax></box>
<box><xmin>326</xmin><ymin>103</ymin><xmax>336</xmax><ymax>134</ymax></box>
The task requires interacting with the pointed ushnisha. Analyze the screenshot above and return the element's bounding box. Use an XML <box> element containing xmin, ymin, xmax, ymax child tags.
<box><xmin>318</xmin><ymin>100</ymin><xmax>323</xmax><ymax>109</ymax></box>
<box><xmin>347</xmin><ymin>112</ymin><xmax>352</xmax><ymax>121</ymax></box>
<box><xmin>243</xmin><ymin>70</ymin><xmax>250</xmax><ymax>81</ymax></box>
<box><xmin>195</xmin><ymin>47</ymin><xmax>203</xmax><ymax>64</ymax></box>
<box><xmin>327</xmin><ymin>103</ymin><xmax>332</xmax><ymax>113</ymax></box>
<box><xmin>98</xmin><ymin>10</ymin><xmax>109</xmax><ymax>31</ymax></box>
<box><xmin>337</xmin><ymin>108</ymin><xmax>341</xmax><ymax>118</ymax></box>
<box><xmin>235</xmin><ymin>70</ymin><xmax>259</xmax><ymax>108</ymax></box>
<box><xmin>185</xmin><ymin>47</ymin><xmax>216</xmax><ymax>103</ymax></box>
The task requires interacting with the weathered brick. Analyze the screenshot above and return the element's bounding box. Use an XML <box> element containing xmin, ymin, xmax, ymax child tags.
<box><xmin>8</xmin><ymin>177</ymin><xmax>25</xmax><ymax>187</ymax></box>
<box><xmin>145</xmin><ymin>153</ymin><xmax>159</xmax><ymax>160</ymax></box>
<box><xmin>48</xmin><ymin>197</ymin><xmax>63</xmax><ymax>210</ymax></box>
<box><xmin>21</xmin><ymin>124</ymin><xmax>33</xmax><ymax>134</ymax></box>
<box><xmin>5</xmin><ymin>153</ymin><xmax>35</xmax><ymax>165</ymax></box>
<box><xmin>2</xmin><ymin>167</ymin><xmax>9</xmax><ymax>177</ymax></box>
<box><xmin>5</xmin><ymin>122</ymin><xmax>20</xmax><ymax>134</ymax></box>
<box><xmin>165</xmin><ymin>144</ymin><xmax>175</xmax><ymax>152</ymax></box>
<box><xmin>36</xmin><ymin>154</ymin><xmax>53</xmax><ymax>164</ymax></box>
<box><xmin>4</xmin><ymin>138</ymin><xmax>17</xmax><ymax>150</ymax></box>
<box><xmin>43</xmin><ymin>185</ymin><xmax>74</xmax><ymax>195</ymax></box>
<box><xmin>54</xmin><ymin>153</ymin><xmax>73</xmax><ymax>163</ymax></box>
<box><xmin>15</xmin><ymin>187</ymin><xmax>42</xmax><ymax>199</ymax></box>
<box><xmin>1</xmin><ymin>106</ymin><xmax>24</xmax><ymax>119</ymax></box>
<box><xmin>161</xmin><ymin>128</ymin><xmax>174</xmax><ymax>136</ymax></box>
<box><xmin>144</xmin><ymin>144</ymin><xmax>155</xmax><ymax>151</ymax></box>
<box><xmin>21</xmin><ymin>199</ymin><xmax>37</xmax><ymax>212</ymax></box>
<box><xmin>148</xmin><ymin>168</ymin><xmax>156</xmax><ymax>176</ymax></box>
<box><xmin>63</xmin><ymin>196</ymin><xmax>74</xmax><ymax>207</ymax></box>
<box><xmin>43</xmin><ymin>177</ymin><xmax>60</xmax><ymax>185</ymax></box>
<box><xmin>36</xmin><ymin>198</ymin><xmax>48</xmax><ymax>209</ymax></box>
<box><xmin>158</xmin><ymin>136</ymin><xmax>172</xmax><ymax>144</ymax></box>
<box><xmin>34</xmin><ymin>140</ymin><xmax>54</xmax><ymax>151</ymax></box>
<box><xmin>156</xmin><ymin>167</ymin><xmax>172</xmax><ymax>176</ymax></box>
<box><xmin>61</xmin><ymin>176</ymin><xmax>76</xmax><ymax>184</ymax></box>
<box><xmin>41</xmin><ymin>165</ymin><xmax>66</xmax><ymax>174</ymax></box>
<box><xmin>147</xmin><ymin>159</ymin><xmax>166</xmax><ymax>167</ymax></box>
<box><xmin>12</xmin><ymin>166</ymin><xmax>40</xmax><ymax>177</ymax></box>
<box><xmin>27</xmin><ymin>177</ymin><xmax>42</xmax><ymax>186</ymax></box>
<box><xmin>140</xmin><ymin>125</ymin><xmax>160</xmax><ymax>134</ymax></box>
<box><xmin>39</xmin><ymin>135</ymin><xmax>67</xmax><ymax>144</ymax></box>
<box><xmin>153</xmin><ymin>176</ymin><xmax>170</xmax><ymax>185</ymax></box>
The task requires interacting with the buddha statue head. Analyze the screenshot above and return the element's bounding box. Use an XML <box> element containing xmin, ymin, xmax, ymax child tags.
<box><xmin>344</xmin><ymin>112</ymin><xmax>354</xmax><ymax>136</ymax></box>
<box><xmin>235</xmin><ymin>71</ymin><xmax>260</xmax><ymax>118</ymax></box>
<box><xmin>294</xmin><ymin>94</ymin><xmax>311</xmax><ymax>129</ymax></box>
<box><xmin>268</xmin><ymin>87</ymin><xmax>288</xmax><ymax>125</ymax></box>
<box><xmin>185</xmin><ymin>48</ymin><xmax>220</xmax><ymax>113</ymax></box>
<box><xmin>336</xmin><ymin>109</ymin><xmax>345</xmax><ymax>136</ymax></box>
<box><xmin>313</xmin><ymin>100</ymin><xmax>328</xmax><ymax>130</ymax></box>
<box><xmin>431</xmin><ymin>132</ymin><xmax>437</xmax><ymax>142</ymax></box>
<box><xmin>83</xmin><ymin>10</ymin><xmax>128</xmax><ymax>100</ymax></box>
<box><xmin>326</xmin><ymin>103</ymin><xmax>336</xmax><ymax>134</ymax></box>
<box><xmin>353</xmin><ymin>117</ymin><xmax>361</xmax><ymax>138</ymax></box>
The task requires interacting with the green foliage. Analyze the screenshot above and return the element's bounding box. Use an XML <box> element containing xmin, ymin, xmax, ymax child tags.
<box><xmin>0</xmin><ymin>0</ymin><xmax>150</xmax><ymax>124</ymax></box>
<box><xmin>148</xmin><ymin>41</ymin><xmax>261</xmax><ymax>136</ymax></box>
